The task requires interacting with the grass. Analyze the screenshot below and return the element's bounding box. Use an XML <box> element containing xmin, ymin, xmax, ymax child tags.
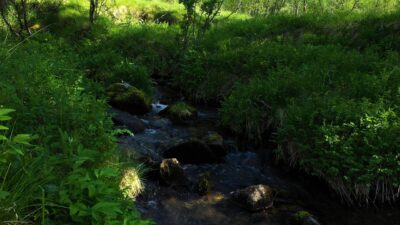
<box><xmin>175</xmin><ymin>11</ymin><xmax>400</xmax><ymax>204</ymax></box>
<box><xmin>1</xmin><ymin>1</ymin><xmax>400</xmax><ymax>224</ymax></box>
<box><xmin>0</xmin><ymin>25</ymin><xmax>151</xmax><ymax>224</ymax></box>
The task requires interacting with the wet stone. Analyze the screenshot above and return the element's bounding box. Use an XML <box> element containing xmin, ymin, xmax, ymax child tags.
<box><xmin>289</xmin><ymin>211</ymin><xmax>321</xmax><ymax>225</ymax></box>
<box><xmin>160</xmin><ymin>158</ymin><xmax>188</xmax><ymax>186</ymax></box>
<box><xmin>110</xmin><ymin>108</ymin><xmax>148</xmax><ymax>134</ymax></box>
<box><xmin>163</xmin><ymin>139</ymin><xmax>220</xmax><ymax>164</ymax></box>
<box><xmin>107</xmin><ymin>83</ymin><xmax>151</xmax><ymax>115</ymax></box>
<box><xmin>230</xmin><ymin>184</ymin><xmax>275</xmax><ymax>212</ymax></box>
<box><xmin>202</xmin><ymin>132</ymin><xmax>228</xmax><ymax>159</ymax></box>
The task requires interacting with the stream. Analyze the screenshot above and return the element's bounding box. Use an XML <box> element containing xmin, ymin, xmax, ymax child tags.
<box><xmin>114</xmin><ymin>84</ymin><xmax>400</xmax><ymax>225</ymax></box>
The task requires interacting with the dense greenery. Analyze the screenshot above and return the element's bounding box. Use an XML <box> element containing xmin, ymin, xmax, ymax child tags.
<box><xmin>1</xmin><ymin>0</ymin><xmax>400</xmax><ymax>223</ymax></box>
<box><xmin>223</xmin><ymin>0</ymin><xmax>400</xmax><ymax>16</ymax></box>
<box><xmin>177</xmin><ymin>13</ymin><xmax>400</xmax><ymax>204</ymax></box>
<box><xmin>0</xmin><ymin>23</ymin><xmax>150</xmax><ymax>225</ymax></box>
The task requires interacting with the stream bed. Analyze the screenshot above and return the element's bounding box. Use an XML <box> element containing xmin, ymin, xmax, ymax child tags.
<box><xmin>114</xmin><ymin>85</ymin><xmax>400</xmax><ymax>225</ymax></box>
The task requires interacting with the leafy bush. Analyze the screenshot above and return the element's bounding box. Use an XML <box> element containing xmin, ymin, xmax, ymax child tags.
<box><xmin>81</xmin><ymin>46</ymin><xmax>154</xmax><ymax>95</ymax></box>
<box><xmin>0</xmin><ymin>33</ymin><xmax>150</xmax><ymax>224</ymax></box>
<box><xmin>221</xmin><ymin>41</ymin><xmax>400</xmax><ymax>204</ymax></box>
<box><xmin>0</xmin><ymin>108</ymin><xmax>52</xmax><ymax>223</ymax></box>
<box><xmin>106</xmin><ymin>23</ymin><xmax>180</xmax><ymax>77</ymax></box>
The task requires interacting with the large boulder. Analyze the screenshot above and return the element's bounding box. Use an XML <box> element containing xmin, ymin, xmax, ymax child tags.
<box><xmin>109</xmin><ymin>108</ymin><xmax>148</xmax><ymax>134</ymax></box>
<box><xmin>159</xmin><ymin>158</ymin><xmax>188</xmax><ymax>186</ymax></box>
<box><xmin>202</xmin><ymin>132</ymin><xmax>228</xmax><ymax>159</ymax></box>
<box><xmin>107</xmin><ymin>83</ymin><xmax>151</xmax><ymax>115</ymax></box>
<box><xmin>163</xmin><ymin>139</ymin><xmax>220</xmax><ymax>164</ymax></box>
<box><xmin>230</xmin><ymin>184</ymin><xmax>275</xmax><ymax>212</ymax></box>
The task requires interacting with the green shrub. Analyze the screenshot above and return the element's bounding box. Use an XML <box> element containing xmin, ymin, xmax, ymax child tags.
<box><xmin>107</xmin><ymin>24</ymin><xmax>180</xmax><ymax>77</ymax></box>
<box><xmin>0</xmin><ymin>33</ymin><xmax>150</xmax><ymax>224</ymax></box>
<box><xmin>168</xmin><ymin>102</ymin><xmax>196</xmax><ymax>119</ymax></box>
<box><xmin>0</xmin><ymin>108</ymin><xmax>53</xmax><ymax>223</ymax></box>
<box><xmin>221</xmin><ymin>44</ymin><xmax>400</xmax><ymax>204</ymax></box>
<box><xmin>112</xmin><ymin>61</ymin><xmax>154</xmax><ymax>95</ymax></box>
<box><xmin>81</xmin><ymin>45</ymin><xmax>153</xmax><ymax>95</ymax></box>
<box><xmin>276</xmin><ymin>96</ymin><xmax>400</xmax><ymax>204</ymax></box>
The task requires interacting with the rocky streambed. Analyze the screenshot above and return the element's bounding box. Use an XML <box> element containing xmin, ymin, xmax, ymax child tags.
<box><xmin>111</xmin><ymin>84</ymin><xmax>400</xmax><ymax>225</ymax></box>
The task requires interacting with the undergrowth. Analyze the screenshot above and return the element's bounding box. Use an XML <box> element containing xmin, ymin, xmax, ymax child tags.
<box><xmin>0</xmin><ymin>32</ymin><xmax>151</xmax><ymax>224</ymax></box>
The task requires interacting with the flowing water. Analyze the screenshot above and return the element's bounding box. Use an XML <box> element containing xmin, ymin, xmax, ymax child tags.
<box><xmin>116</xmin><ymin>85</ymin><xmax>400</xmax><ymax>225</ymax></box>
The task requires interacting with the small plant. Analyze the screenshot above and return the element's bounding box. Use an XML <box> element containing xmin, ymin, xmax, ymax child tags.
<box><xmin>119</xmin><ymin>167</ymin><xmax>145</xmax><ymax>199</ymax></box>
<box><xmin>168</xmin><ymin>102</ymin><xmax>197</xmax><ymax>119</ymax></box>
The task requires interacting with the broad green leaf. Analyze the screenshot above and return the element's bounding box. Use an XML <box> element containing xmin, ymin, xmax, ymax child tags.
<box><xmin>0</xmin><ymin>115</ymin><xmax>12</xmax><ymax>121</ymax></box>
<box><xmin>13</xmin><ymin>134</ymin><xmax>32</xmax><ymax>145</ymax></box>
<box><xmin>74</xmin><ymin>156</ymin><xmax>94</xmax><ymax>167</ymax></box>
<box><xmin>0</xmin><ymin>191</ymin><xmax>10</xmax><ymax>200</ymax></box>
<box><xmin>0</xmin><ymin>135</ymin><xmax>7</xmax><ymax>141</ymax></box>
<box><xmin>70</xmin><ymin>203</ymin><xmax>90</xmax><ymax>217</ymax></box>
<box><xmin>0</xmin><ymin>109</ymin><xmax>15</xmax><ymax>116</ymax></box>
<box><xmin>9</xmin><ymin>147</ymin><xmax>24</xmax><ymax>156</ymax></box>
<box><xmin>95</xmin><ymin>167</ymin><xmax>118</xmax><ymax>178</ymax></box>
<box><xmin>0</xmin><ymin>125</ymin><xmax>8</xmax><ymax>130</ymax></box>
<box><xmin>59</xmin><ymin>191</ymin><xmax>72</xmax><ymax>204</ymax></box>
<box><xmin>92</xmin><ymin>202</ymin><xmax>122</xmax><ymax>217</ymax></box>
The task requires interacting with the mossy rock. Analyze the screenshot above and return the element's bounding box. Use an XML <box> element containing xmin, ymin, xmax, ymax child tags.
<box><xmin>107</xmin><ymin>83</ymin><xmax>151</xmax><ymax>115</ymax></box>
<box><xmin>230</xmin><ymin>184</ymin><xmax>275</xmax><ymax>212</ymax></box>
<box><xmin>202</xmin><ymin>132</ymin><xmax>223</xmax><ymax>145</ymax></box>
<box><xmin>163</xmin><ymin>139</ymin><xmax>219</xmax><ymax>164</ymax></box>
<box><xmin>289</xmin><ymin>210</ymin><xmax>320</xmax><ymax>225</ymax></box>
<box><xmin>162</xmin><ymin>102</ymin><xmax>197</xmax><ymax>123</ymax></box>
<box><xmin>202</xmin><ymin>132</ymin><xmax>227</xmax><ymax>159</ymax></box>
<box><xmin>159</xmin><ymin>158</ymin><xmax>188</xmax><ymax>186</ymax></box>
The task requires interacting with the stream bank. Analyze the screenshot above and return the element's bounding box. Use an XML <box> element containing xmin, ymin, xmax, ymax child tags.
<box><xmin>113</xmin><ymin>83</ymin><xmax>400</xmax><ymax>225</ymax></box>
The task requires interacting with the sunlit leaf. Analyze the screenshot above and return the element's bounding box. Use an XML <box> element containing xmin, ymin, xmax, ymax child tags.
<box><xmin>0</xmin><ymin>115</ymin><xmax>12</xmax><ymax>121</ymax></box>
<box><xmin>0</xmin><ymin>108</ymin><xmax>15</xmax><ymax>116</ymax></box>
<box><xmin>0</xmin><ymin>109</ymin><xmax>14</xmax><ymax>121</ymax></box>
<box><xmin>92</xmin><ymin>202</ymin><xmax>122</xmax><ymax>217</ymax></box>
<box><xmin>13</xmin><ymin>134</ymin><xmax>32</xmax><ymax>145</ymax></box>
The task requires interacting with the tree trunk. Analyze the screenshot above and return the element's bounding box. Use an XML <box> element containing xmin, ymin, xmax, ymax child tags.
<box><xmin>21</xmin><ymin>0</ymin><xmax>31</xmax><ymax>35</ymax></box>
<box><xmin>89</xmin><ymin>0</ymin><xmax>95</xmax><ymax>24</ymax></box>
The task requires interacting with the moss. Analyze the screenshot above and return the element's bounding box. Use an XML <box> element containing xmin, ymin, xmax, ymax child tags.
<box><xmin>168</xmin><ymin>102</ymin><xmax>196</xmax><ymax>119</ymax></box>
<box><xmin>293</xmin><ymin>210</ymin><xmax>312</xmax><ymax>222</ymax></box>
<box><xmin>107</xmin><ymin>83</ymin><xmax>152</xmax><ymax>115</ymax></box>
<box><xmin>203</xmin><ymin>132</ymin><xmax>223</xmax><ymax>144</ymax></box>
<box><xmin>114</xmin><ymin>86</ymin><xmax>150</xmax><ymax>105</ymax></box>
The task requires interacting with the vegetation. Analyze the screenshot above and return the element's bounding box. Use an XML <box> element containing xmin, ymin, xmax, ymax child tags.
<box><xmin>175</xmin><ymin>1</ymin><xmax>400</xmax><ymax>205</ymax></box>
<box><xmin>0</xmin><ymin>0</ymin><xmax>400</xmax><ymax>223</ymax></box>
<box><xmin>169</xmin><ymin>102</ymin><xmax>196</xmax><ymax>117</ymax></box>
<box><xmin>0</xmin><ymin>30</ymin><xmax>151</xmax><ymax>223</ymax></box>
